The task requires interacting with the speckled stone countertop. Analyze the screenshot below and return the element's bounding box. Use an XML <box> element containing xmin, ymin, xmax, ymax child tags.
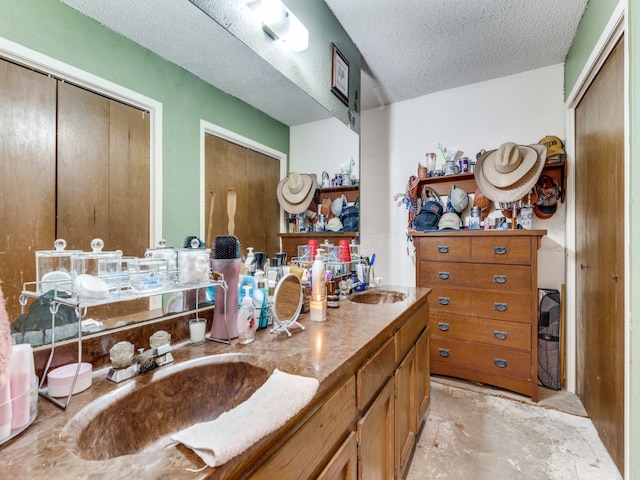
<box><xmin>0</xmin><ymin>285</ymin><xmax>429</xmax><ymax>479</ymax></box>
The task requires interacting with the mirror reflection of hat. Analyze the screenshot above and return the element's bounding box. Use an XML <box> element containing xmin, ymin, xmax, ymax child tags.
<box><xmin>474</xmin><ymin>142</ymin><xmax>546</xmax><ymax>202</ymax></box>
<box><xmin>276</xmin><ymin>172</ymin><xmax>317</xmax><ymax>214</ymax></box>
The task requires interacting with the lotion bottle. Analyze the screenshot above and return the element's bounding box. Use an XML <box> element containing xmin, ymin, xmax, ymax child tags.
<box><xmin>237</xmin><ymin>285</ymin><xmax>256</xmax><ymax>344</ymax></box>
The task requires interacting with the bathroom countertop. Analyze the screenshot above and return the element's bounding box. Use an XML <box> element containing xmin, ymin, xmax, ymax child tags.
<box><xmin>0</xmin><ymin>285</ymin><xmax>430</xmax><ymax>479</ymax></box>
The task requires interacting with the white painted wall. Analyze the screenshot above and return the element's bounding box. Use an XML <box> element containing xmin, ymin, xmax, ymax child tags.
<box><xmin>359</xmin><ymin>64</ymin><xmax>566</xmax><ymax>293</ymax></box>
<box><xmin>290</xmin><ymin>116</ymin><xmax>360</xmax><ymax>184</ymax></box>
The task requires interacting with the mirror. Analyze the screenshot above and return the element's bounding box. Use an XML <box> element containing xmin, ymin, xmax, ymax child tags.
<box><xmin>271</xmin><ymin>274</ymin><xmax>304</xmax><ymax>338</ymax></box>
<box><xmin>4</xmin><ymin>0</ymin><xmax>359</xmax><ymax>347</ymax></box>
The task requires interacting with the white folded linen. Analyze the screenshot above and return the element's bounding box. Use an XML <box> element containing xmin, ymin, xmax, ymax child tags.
<box><xmin>172</xmin><ymin>368</ymin><xmax>319</xmax><ymax>467</ymax></box>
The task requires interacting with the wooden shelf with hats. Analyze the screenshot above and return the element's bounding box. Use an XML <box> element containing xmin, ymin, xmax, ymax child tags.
<box><xmin>313</xmin><ymin>185</ymin><xmax>359</xmax><ymax>204</ymax></box>
<box><xmin>417</xmin><ymin>161</ymin><xmax>566</xmax><ymax>203</ymax></box>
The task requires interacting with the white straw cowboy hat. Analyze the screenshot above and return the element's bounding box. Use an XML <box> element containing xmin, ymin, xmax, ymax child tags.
<box><xmin>474</xmin><ymin>142</ymin><xmax>546</xmax><ymax>202</ymax></box>
<box><xmin>276</xmin><ymin>172</ymin><xmax>317</xmax><ymax>214</ymax></box>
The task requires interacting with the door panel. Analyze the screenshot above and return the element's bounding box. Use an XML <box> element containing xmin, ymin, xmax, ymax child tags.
<box><xmin>575</xmin><ymin>36</ymin><xmax>624</xmax><ymax>472</ymax></box>
<box><xmin>0</xmin><ymin>59</ymin><xmax>56</xmax><ymax>320</ymax></box>
<box><xmin>204</xmin><ymin>134</ymin><xmax>280</xmax><ymax>257</ymax></box>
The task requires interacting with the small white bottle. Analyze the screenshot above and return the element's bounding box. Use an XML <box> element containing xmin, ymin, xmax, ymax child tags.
<box><xmin>244</xmin><ymin>247</ymin><xmax>255</xmax><ymax>274</ymax></box>
<box><xmin>237</xmin><ymin>285</ymin><xmax>256</xmax><ymax>344</ymax></box>
<box><xmin>311</xmin><ymin>249</ymin><xmax>326</xmax><ymax>299</ymax></box>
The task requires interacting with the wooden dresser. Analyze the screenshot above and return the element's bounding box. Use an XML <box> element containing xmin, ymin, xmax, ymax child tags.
<box><xmin>412</xmin><ymin>230</ymin><xmax>545</xmax><ymax>401</ymax></box>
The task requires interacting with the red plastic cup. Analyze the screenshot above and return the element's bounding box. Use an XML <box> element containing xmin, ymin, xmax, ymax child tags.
<box><xmin>338</xmin><ymin>239</ymin><xmax>351</xmax><ymax>262</ymax></box>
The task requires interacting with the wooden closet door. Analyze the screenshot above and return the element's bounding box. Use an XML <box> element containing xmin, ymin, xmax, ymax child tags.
<box><xmin>204</xmin><ymin>134</ymin><xmax>280</xmax><ymax>257</ymax></box>
<box><xmin>0</xmin><ymin>59</ymin><xmax>56</xmax><ymax>320</ymax></box>
<box><xmin>57</xmin><ymin>81</ymin><xmax>110</xmax><ymax>250</ymax></box>
<box><xmin>57</xmin><ymin>82</ymin><xmax>149</xmax><ymax>256</ymax></box>
<box><xmin>575</xmin><ymin>37</ymin><xmax>624</xmax><ymax>471</ymax></box>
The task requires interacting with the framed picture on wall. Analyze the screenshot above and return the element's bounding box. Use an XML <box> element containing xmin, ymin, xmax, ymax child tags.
<box><xmin>331</xmin><ymin>43</ymin><xmax>349</xmax><ymax>106</ymax></box>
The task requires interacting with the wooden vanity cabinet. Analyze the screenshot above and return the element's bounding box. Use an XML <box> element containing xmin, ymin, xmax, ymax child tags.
<box><xmin>412</xmin><ymin>230</ymin><xmax>545</xmax><ymax>401</ymax></box>
<box><xmin>356</xmin><ymin>302</ymin><xmax>430</xmax><ymax>479</ymax></box>
<box><xmin>250</xmin><ymin>377</ymin><xmax>356</xmax><ymax>479</ymax></box>
<box><xmin>251</xmin><ymin>299</ymin><xmax>430</xmax><ymax>480</ymax></box>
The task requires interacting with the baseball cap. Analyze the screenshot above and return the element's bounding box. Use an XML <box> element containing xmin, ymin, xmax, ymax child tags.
<box><xmin>534</xmin><ymin>174</ymin><xmax>560</xmax><ymax>219</ymax></box>
<box><xmin>438</xmin><ymin>212</ymin><xmax>462</xmax><ymax>230</ymax></box>
<box><xmin>447</xmin><ymin>185</ymin><xmax>469</xmax><ymax>215</ymax></box>
<box><xmin>413</xmin><ymin>200</ymin><xmax>443</xmax><ymax>231</ymax></box>
<box><xmin>538</xmin><ymin>136</ymin><xmax>565</xmax><ymax>159</ymax></box>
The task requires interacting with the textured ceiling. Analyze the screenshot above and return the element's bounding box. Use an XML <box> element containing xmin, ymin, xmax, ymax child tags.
<box><xmin>325</xmin><ymin>0</ymin><xmax>588</xmax><ymax>110</ymax></box>
<box><xmin>58</xmin><ymin>0</ymin><xmax>587</xmax><ymax>124</ymax></box>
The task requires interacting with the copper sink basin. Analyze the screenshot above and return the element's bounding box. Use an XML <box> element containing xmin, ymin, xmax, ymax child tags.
<box><xmin>60</xmin><ymin>353</ymin><xmax>271</xmax><ymax>461</ymax></box>
<box><xmin>349</xmin><ymin>290</ymin><xmax>407</xmax><ymax>304</ymax></box>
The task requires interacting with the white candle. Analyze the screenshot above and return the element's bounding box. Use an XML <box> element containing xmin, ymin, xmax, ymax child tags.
<box><xmin>310</xmin><ymin>299</ymin><xmax>327</xmax><ymax>322</ymax></box>
<box><xmin>189</xmin><ymin>318</ymin><xmax>206</xmax><ymax>344</ymax></box>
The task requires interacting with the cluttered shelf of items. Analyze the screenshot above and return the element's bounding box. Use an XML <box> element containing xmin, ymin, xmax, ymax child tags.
<box><xmin>276</xmin><ymin>171</ymin><xmax>360</xmax><ymax>262</ymax></box>
<box><xmin>400</xmin><ymin>136</ymin><xmax>566</xmax><ymax>233</ymax></box>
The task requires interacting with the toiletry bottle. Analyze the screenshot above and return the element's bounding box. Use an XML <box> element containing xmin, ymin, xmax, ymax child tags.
<box><xmin>237</xmin><ymin>285</ymin><xmax>256</xmax><ymax>344</ymax></box>
<box><xmin>312</xmin><ymin>249</ymin><xmax>326</xmax><ymax>299</ymax></box>
<box><xmin>244</xmin><ymin>247</ymin><xmax>255</xmax><ymax>275</ymax></box>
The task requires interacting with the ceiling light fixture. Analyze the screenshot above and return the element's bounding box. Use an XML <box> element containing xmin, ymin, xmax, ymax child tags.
<box><xmin>246</xmin><ymin>0</ymin><xmax>309</xmax><ymax>53</ymax></box>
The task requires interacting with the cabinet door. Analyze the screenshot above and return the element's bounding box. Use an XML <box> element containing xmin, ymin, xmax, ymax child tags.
<box><xmin>395</xmin><ymin>346</ymin><xmax>417</xmax><ymax>479</ymax></box>
<box><xmin>416</xmin><ymin>328</ymin><xmax>430</xmax><ymax>423</ymax></box>
<box><xmin>0</xmin><ymin>58</ymin><xmax>56</xmax><ymax>319</ymax></box>
<box><xmin>357</xmin><ymin>378</ymin><xmax>394</xmax><ymax>480</ymax></box>
<box><xmin>317</xmin><ymin>432</ymin><xmax>357</xmax><ymax>480</ymax></box>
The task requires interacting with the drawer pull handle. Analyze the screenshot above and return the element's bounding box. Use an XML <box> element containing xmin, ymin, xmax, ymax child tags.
<box><xmin>438</xmin><ymin>246</ymin><xmax>450</xmax><ymax>254</ymax></box>
<box><xmin>438</xmin><ymin>271</ymin><xmax>450</xmax><ymax>280</ymax></box>
<box><xmin>493</xmin><ymin>274</ymin><xmax>507</xmax><ymax>284</ymax></box>
<box><xmin>494</xmin><ymin>302</ymin><xmax>508</xmax><ymax>312</ymax></box>
<box><xmin>493</xmin><ymin>330</ymin><xmax>508</xmax><ymax>340</ymax></box>
<box><xmin>438</xmin><ymin>322</ymin><xmax>450</xmax><ymax>332</ymax></box>
<box><xmin>493</xmin><ymin>246</ymin><xmax>507</xmax><ymax>255</ymax></box>
<box><xmin>438</xmin><ymin>297</ymin><xmax>450</xmax><ymax>305</ymax></box>
<box><xmin>438</xmin><ymin>348</ymin><xmax>450</xmax><ymax>358</ymax></box>
<box><xmin>493</xmin><ymin>358</ymin><xmax>508</xmax><ymax>368</ymax></box>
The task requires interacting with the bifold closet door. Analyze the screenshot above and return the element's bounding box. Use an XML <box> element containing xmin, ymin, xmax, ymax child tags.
<box><xmin>0</xmin><ymin>59</ymin><xmax>56</xmax><ymax>320</ymax></box>
<box><xmin>204</xmin><ymin>133</ymin><xmax>280</xmax><ymax>256</ymax></box>
<box><xmin>575</xmin><ymin>36</ymin><xmax>624</xmax><ymax>471</ymax></box>
<box><xmin>56</xmin><ymin>81</ymin><xmax>150</xmax><ymax>256</ymax></box>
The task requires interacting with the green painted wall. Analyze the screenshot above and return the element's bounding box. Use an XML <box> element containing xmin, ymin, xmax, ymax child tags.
<box><xmin>564</xmin><ymin>0</ymin><xmax>619</xmax><ymax>96</ymax></box>
<box><xmin>0</xmin><ymin>0</ymin><xmax>290</xmax><ymax>248</ymax></box>
<box><xmin>566</xmin><ymin>1</ymin><xmax>638</xmax><ymax>477</ymax></box>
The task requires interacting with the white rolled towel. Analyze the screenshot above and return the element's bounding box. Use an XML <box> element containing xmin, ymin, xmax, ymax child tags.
<box><xmin>172</xmin><ymin>369</ymin><xmax>319</xmax><ymax>467</ymax></box>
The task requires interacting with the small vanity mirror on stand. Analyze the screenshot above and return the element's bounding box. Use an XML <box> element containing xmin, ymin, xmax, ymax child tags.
<box><xmin>271</xmin><ymin>273</ymin><xmax>304</xmax><ymax>338</ymax></box>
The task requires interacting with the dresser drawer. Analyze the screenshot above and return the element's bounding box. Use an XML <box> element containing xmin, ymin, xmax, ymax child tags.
<box><xmin>430</xmin><ymin>287</ymin><xmax>532</xmax><ymax>322</ymax></box>
<box><xmin>420</xmin><ymin>262</ymin><xmax>532</xmax><ymax>291</ymax></box>
<box><xmin>430</xmin><ymin>312</ymin><xmax>531</xmax><ymax>350</ymax></box>
<box><xmin>430</xmin><ymin>337</ymin><xmax>531</xmax><ymax>379</ymax></box>
<box><xmin>470</xmin><ymin>236</ymin><xmax>532</xmax><ymax>264</ymax></box>
<box><xmin>418</xmin><ymin>236</ymin><xmax>470</xmax><ymax>262</ymax></box>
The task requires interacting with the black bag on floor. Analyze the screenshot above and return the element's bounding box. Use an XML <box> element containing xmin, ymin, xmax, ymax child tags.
<box><xmin>538</xmin><ymin>288</ymin><xmax>561</xmax><ymax>390</ymax></box>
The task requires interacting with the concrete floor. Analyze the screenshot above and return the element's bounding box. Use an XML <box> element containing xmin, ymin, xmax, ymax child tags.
<box><xmin>406</xmin><ymin>376</ymin><xmax>622</xmax><ymax>480</ymax></box>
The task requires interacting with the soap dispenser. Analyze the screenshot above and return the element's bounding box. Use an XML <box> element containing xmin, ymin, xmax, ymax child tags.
<box><xmin>310</xmin><ymin>249</ymin><xmax>327</xmax><ymax>322</ymax></box>
<box><xmin>237</xmin><ymin>284</ymin><xmax>256</xmax><ymax>344</ymax></box>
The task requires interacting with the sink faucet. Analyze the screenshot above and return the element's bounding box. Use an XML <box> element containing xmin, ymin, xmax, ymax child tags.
<box><xmin>136</xmin><ymin>344</ymin><xmax>174</xmax><ymax>375</ymax></box>
<box><xmin>107</xmin><ymin>343</ymin><xmax>174</xmax><ymax>383</ymax></box>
